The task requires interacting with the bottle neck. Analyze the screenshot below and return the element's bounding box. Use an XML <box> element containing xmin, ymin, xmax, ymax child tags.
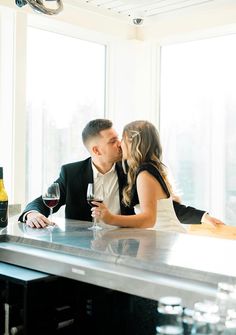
<box><xmin>0</xmin><ymin>179</ymin><xmax>5</xmax><ymax>191</ymax></box>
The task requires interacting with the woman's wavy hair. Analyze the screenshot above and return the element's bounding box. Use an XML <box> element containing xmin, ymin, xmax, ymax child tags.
<box><xmin>122</xmin><ymin>120</ymin><xmax>173</xmax><ymax>206</ymax></box>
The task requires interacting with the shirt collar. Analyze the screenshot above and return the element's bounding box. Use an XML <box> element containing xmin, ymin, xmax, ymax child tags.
<box><xmin>92</xmin><ymin>162</ymin><xmax>116</xmax><ymax>178</ymax></box>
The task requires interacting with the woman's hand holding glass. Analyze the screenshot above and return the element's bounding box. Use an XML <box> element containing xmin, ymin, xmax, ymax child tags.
<box><xmin>91</xmin><ymin>201</ymin><xmax>113</xmax><ymax>225</ymax></box>
<box><xmin>87</xmin><ymin>183</ymin><xmax>103</xmax><ymax>231</ymax></box>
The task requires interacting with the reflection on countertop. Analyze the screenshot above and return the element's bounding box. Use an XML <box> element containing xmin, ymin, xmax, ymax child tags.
<box><xmin>0</xmin><ymin>216</ymin><xmax>236</xmax><ymax>307</ymax></box>
<box><xmin>2</xmin><ymin>217</ymin><xmax>236</xmax><ymax>281</ymax></box>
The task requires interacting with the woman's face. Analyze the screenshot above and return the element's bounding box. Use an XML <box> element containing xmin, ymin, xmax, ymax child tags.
<box><xmin>121</xmin><ymin>134</ymin><xmax>130</xmax><ymax>160</ymax></box>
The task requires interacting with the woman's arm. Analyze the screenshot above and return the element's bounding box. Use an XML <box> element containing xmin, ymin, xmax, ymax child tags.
<box><xmin>92</xmin><ymin>171</ymin><xmax>166</xmax><ymax>228</ymax></box>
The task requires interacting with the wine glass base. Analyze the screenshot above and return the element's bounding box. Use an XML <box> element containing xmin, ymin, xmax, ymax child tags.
<box><xmin>88</xmin><ymin>225</ymin><xmax>102</xmax><ymax>231</ymax></box>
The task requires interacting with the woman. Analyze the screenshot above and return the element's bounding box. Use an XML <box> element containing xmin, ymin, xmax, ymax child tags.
<box><xmin>92</xmin><ymin>120</ymin><xmax>186</xmax><ymax>232</ymax></box>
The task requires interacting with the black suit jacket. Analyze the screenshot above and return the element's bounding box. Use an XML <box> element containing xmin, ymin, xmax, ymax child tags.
<box><xmin>19</xmin><ymin>158</ymin><xmax>205</xmax><ymax>224</ymax></box>
<box><xmin>19</xmin><ymin>158</ymin><xmax>134</xmax><ymax>222</ymax></box>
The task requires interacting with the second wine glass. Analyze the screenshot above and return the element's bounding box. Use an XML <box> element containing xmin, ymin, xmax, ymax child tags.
<box><xmin>87</xmin><ymin>183</ymin><xmax>103</xmax><ymax>231</ymax></box>
<box><xmin>42</xmin><ymin>182</ymin><xmax>60</xmax><ymax>225</ymax></box>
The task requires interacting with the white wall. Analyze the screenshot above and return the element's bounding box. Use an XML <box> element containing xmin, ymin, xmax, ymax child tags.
<box><xmin>108</xmin><ymin>39</ymin><xmax>159</xmax><ymax>135</ymax></box>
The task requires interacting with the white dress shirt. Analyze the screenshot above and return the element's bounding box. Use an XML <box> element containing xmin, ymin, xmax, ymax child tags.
<box><xmin>92</xmin><ymin>162</ymin><xmax>121</xmax><ymax>216</ymax></box>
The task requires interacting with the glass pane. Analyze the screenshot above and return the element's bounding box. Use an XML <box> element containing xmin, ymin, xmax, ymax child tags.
<box><xmin>26</xmin><ymin>27</ymin><xmax>106</xmax><ymax>201</ymax></box>
<box><xmin>160</xmin><ymin>35</ymin><xmax>236</xmax><ymax>225</ymax></box>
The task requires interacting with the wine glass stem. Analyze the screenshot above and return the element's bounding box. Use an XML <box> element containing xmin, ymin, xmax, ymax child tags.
<box><xmin>49</xmin><ymin>208</ymin><xmax>53</xmax><ymax>224</ymax></box>
<box><xmin>92</xmin><ymin>216</ymin><xmax>96</xmax><ymax>228</ymax></box>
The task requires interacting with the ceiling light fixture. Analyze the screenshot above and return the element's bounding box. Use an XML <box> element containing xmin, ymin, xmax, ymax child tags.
<box><xmin>15</xmin><ymin>0</ymin><xmax>63</xmax><ymax>15</ymax></box>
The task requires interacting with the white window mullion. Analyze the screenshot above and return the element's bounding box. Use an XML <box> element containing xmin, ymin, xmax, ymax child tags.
<box><xmin>13</xmin><ymin>12</ymin><xmax>27</xmax><ymax>206</ymax></box>
<box><xmin>210</xmin><ymin>101</ymin><xmax>225</xmax><ymax>221</ymax></box>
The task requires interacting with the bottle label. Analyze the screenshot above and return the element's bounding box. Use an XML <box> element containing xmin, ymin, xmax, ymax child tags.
<box><xmin>0</xmin><ymin>201</ymin><xmax>8</xmax><ymax>228</ymax></box>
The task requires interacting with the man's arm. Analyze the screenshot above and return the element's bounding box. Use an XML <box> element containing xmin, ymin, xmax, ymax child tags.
<box><xmin>18</xmin><ymin>165</ymin><xmax>67</xmax><ymax>227</ymax></box>
<box><xmin>173</xmin><ymin>201</ymin><xmax>224</xmax><ymax>225</ymax></box>
<box><xmin>18</xmin><ymin>196</ymin><xmax>50</xmax><ymax>223</ymax></box>
<box><xmin>173</xmin><ymin>201</ymin><xmax>205</xmax><ymax>224</ymax></box>
<box><xmin>201</xmin><ymin>213</ymin><xmax>224</xmax><ymax>226</ymax></box>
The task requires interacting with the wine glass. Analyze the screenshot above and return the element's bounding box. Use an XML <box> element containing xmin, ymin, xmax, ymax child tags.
<box><xmin>87</xmin><ymin>183</ymin><xmax>103</xmax><ymax>231</ymax></box>
<box><xmin>42</xmin><ymin>182</ymin><xmax>60</xmax><ymax>225</ymax></box>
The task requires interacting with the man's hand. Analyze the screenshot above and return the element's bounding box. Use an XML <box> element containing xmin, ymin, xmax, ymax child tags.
<box><xmin>202</xmin><ymin>213</ymin><xmax>225</xmax><ymax>227</ymax></box>
<box><xmin>26</xmin><ymin>212</ymin><xmax>51</xmax><ymax>228</ymax></box>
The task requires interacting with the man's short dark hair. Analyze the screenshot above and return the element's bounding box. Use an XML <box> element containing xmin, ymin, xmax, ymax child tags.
<box><xmin>82</xmin><ymin>119</ymin><xmax>113</xmax><ymax>146</ymax></box>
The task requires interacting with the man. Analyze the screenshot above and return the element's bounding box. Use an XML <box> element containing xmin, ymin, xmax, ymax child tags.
<box><xmin>19</xmin><ymin>119</ymin><xmax>223</xmax><ymax>228</ymax></box>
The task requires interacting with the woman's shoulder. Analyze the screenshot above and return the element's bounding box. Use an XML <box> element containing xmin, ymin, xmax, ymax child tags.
<box><xmin>136</xmin><ymin>161</ymin><xmax>170</xmax><ymax>197</ymax></box>
<box><xmin>137</xmin><ymin>161</ymin><xmax>162</xmax><ymax>178</ymax></box>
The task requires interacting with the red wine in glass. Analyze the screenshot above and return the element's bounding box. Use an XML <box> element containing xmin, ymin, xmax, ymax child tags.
<box><xmin>42</xmin><ymin>182</ymin><xmax>60</xmax><ymax>225</ymax></box>
<box><xmin>87</xmin><ymin>199</ymin><xmax>103</xmax><ymax>207</ymax></box>
<box><xmin>43</xmin><ymin>198</ymin><xmax>59</xmax><ymax>208</ymax></box>
<box><xmin>87</xmin><ymin>183</ymin><xmax>103</xmax><ymax>231</ymax></box>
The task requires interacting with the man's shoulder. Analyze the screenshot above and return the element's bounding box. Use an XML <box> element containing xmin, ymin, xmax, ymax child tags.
<box><xmin>62</xmin><ymin>157</ymin><xmax>91</xmax><ymax>171</ymax></box>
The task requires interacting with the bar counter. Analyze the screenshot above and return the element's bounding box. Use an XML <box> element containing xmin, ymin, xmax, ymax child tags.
<box><xmin>1</xmin><ymin>217</ymin><xmax>236</xmax><ymax>308</ymax></box>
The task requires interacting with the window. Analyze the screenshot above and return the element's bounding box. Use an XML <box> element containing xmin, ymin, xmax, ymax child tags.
<box><xmin>160</xmin><ymin>34</ymin><xmax>236</xmax><ymax>225</ymax></box>
<box><xmin>26</xmin><ymin>27</ymin><xmax>106</xmax><ymax>201</ymax></box>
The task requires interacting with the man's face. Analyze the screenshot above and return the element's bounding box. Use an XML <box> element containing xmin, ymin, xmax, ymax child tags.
<box><xmin>95</xmin><ymin>128</ymin><xmax>122</xmax><ymax>164</ymax></box>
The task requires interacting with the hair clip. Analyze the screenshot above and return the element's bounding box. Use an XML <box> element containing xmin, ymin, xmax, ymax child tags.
<box><xmin>130</xmin><ymin>131</ymin><xmax>141</xmax><ymax>140</ymax></box>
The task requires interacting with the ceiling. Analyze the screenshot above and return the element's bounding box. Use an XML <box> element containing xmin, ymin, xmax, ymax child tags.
<box><xmin>65</xmin><ymin>0</ymin><xmax>224</xmax><ymax>24</ymax></box>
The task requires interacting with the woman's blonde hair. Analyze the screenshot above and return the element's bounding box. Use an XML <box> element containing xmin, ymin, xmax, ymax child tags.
<box><xmin>122</xmin><ymin>120</ymin><xmax>173</xmax><ymax>206</ymax></box>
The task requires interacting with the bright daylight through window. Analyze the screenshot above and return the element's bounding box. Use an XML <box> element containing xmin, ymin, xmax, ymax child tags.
<box><xmin>26</xmin><ymin>27</ymin><xmax>106</xmax><ymax>202</ymax></box>
<box><xmin>160</xmin><ymin>34</ymin><xmax>236</xmax><ymax>225</ymax></box>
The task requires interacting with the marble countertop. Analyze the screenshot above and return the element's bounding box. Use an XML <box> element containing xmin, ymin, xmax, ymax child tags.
<box><xmin>1</xmin><ymin>217</ymin><xmax>236</xmax><ymax>307</ymax></box>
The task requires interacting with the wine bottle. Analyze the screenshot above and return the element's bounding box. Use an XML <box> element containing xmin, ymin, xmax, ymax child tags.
<box><xmin>0</xmin><ymin>167</ymin><xmax>8</xmax><ymax>228</ymax></box>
